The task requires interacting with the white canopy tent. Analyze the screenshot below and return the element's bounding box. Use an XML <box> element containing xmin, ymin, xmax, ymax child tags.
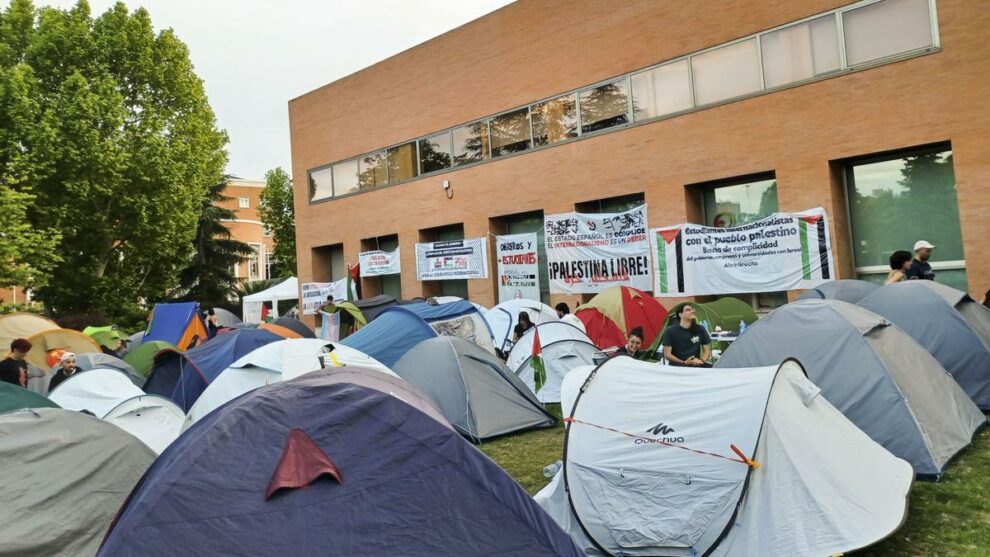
<box><xmin>241</xmin><ymin>277</ymin><xmax>300</xmax><ymax>323</ymax></box>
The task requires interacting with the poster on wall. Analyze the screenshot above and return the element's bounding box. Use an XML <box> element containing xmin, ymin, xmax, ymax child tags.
<box><xmin>415</xmin><ymin>237</ymin><xmax>489</xmax><ymax>281</ymax></box>
<box><xmin>651</xmin><ymin>207</ymin><xmax>834</xmax><ymax>296</ymax></box>
<box><xmin>545</xmin><ymin>204</ymin><xmax>652</xmax><ymax>294</ymax></box>
<box><xmin>301</xmin><ymin>278</ymin><xmax>354</xmax><ymax>315</ymax></box>
<box><xmin>496</xmin><ymin>232</ymin><xmax>541</xmax><ymax>303</ymax></box>
<box><xmin>358</xmin><ymin>248</ymin><xmax>401</xmax><ymax>276</ymax></box>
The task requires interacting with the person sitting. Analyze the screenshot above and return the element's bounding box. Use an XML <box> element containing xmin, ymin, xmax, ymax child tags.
<box><xmin>614</xmin><ymin>327</ymin><xmax>645</xmax><ymax>359</ymax></box>
<box><xmin>885</xmin><ymin>250</ymin><xmax>913</xmax><ymax>285</ymax></box>
<box><xmin>661</xmin><ymin>304</ymin><xmax>712</xmax><ymax>368</ymax></box>
<box><xmin>0</xmin><ymin>338</ymin><xmax>31</xmax><ymax>387</ymax></box>
<box><xmin>512</xmin><ymin>312</ymin><xmax>535</xmax><ymax>343</ymax></box>
<box><xmin>48</xmin><ymin>352</ymin><xmax>82</xmax><ymax>392</ymax></box>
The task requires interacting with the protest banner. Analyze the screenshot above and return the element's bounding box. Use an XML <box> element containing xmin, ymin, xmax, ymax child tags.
<box><xmin>651</xmin><ymin>207</ymin><xmax>834</xmax><ymax>296</ymax></box>
<box><xmin>544</xmin><ymin>205</ymin><xmax>651</xmax><ymax>294</ymax></box>
<box><xmin>496</xmin><ymin>232</ymin><xmax>541</xmax><ymax>303</ymax></box>
<box><xmin>415</xmin><ymin>237</ymin><xmax>489</xmax><ymax>280</ymax></box>
<box><xmin>358</xmin><ymin>248</ymin><xmax>401</xmax><ymax>276</ymax></box>
<box><xmin>301</xmin><ymin>278</ymin><xmax>353</xmax><ymax>315</ymax></box>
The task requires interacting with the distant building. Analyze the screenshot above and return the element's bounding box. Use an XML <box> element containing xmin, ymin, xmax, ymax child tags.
<box><xmin>221</xmin><ymin>178</ymin><xmax>276</xmax><ymax>282</ymax></box>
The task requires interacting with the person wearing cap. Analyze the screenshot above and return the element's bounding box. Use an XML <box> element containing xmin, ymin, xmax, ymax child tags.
<box><xmin>48</xmin><ymin>352</ymin><xmax>81</xmax><ymax>392</ymax></box>
<box><xmin>0</xmin><ymin>338</ymin><xmax>32</xmax><ymax>387</ymax></box>
<box><xmin>905</xmin><ymin>240</ymin><xmax>936</xmax><ymax>281</ymax></box>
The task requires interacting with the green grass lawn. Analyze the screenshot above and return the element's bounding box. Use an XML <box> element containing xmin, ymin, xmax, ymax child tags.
<box><xmin>479</xmin><ymin>423</ymin><xmax>990</xmax><ymax>556</ymax></box>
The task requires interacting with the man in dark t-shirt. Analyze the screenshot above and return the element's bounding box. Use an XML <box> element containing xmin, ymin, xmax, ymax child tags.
<box><xmin>0</xmin><ymin>338</ymin><xmax>32</xmax><ymax>387</ymax></box>
<box><xmin>661</xmin><ymin>305</ymin><xmax>712</xmax><ymax>367</ymax></box>
<box><xmin>905</xmin><ymin>240</ymin><xmax>936</xmax><ymax>281</ymax></box>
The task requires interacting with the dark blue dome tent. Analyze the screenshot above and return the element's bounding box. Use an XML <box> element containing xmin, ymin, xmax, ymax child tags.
<box><xmin>340</xmin><ymin>306</ymin><xmax>438</xmax><ymax>368</ymax></box>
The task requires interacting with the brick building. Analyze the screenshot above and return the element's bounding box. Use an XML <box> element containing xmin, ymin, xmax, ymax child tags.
<box><xmin>289</xmin><ymin>0</ymin><xmax>989</xmax><ymax>312</ymax></box>
<box><xmin>221</xmin><ymin>178</ymin><xmax>276</xmax><ymax>282</ymax></box>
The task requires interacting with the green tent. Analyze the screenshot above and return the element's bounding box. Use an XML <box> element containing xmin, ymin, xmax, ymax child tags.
<box><xmin>124</xmin><ymin>340</ymin><xmax>177</xmax><ymax>378</ymax></box>
<box><xmin>646</xmin><ymin>297</ymin><xmax>759</xmax><ymax>358</ymax></box>
<box><xmin>0</xmin><ymin>382</ymin><xmax>59</xmax><ymax>414</ymax></box>
<box><xmin>83</xmin><ymin>325</ymin><xmax>128</xmax><ymax>349</ymax></box>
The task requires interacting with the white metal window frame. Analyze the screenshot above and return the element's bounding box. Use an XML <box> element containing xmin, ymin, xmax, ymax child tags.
<box><xmin>238</xmin><ymin>196</ymin><xmax>250</xmax><ymax>209</ymax></box>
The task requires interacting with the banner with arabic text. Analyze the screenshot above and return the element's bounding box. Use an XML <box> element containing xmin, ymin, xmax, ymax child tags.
<box><xmin>415</xmin><ymin>237</ymin><xmax>489</xmax><ymax>281</ymax></box>
<box><xmin>496</xmin><ymin>232</ymin><xmax>541</xmax><ymax>303</ymax></box>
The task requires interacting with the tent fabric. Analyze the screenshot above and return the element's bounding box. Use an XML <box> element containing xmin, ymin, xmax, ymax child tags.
<box><xmin>508</xmin><ymin>322</ymin><xmax>600</xmax><ymax>403</ymax></box>
<box><xmin>185</xmin><ymin>339</ymin><xmax>395</xmax><ymax>428</ymax></box>
<box><xmin>576</xmin><ymin>286</ymin><xmax>667</xmax><ymax>349</ymax></box>
<box><xmin>0</xmin><ymin>408</ymin><xmax>155</xmax><ymax>557</ymax></box>
<box><xmin>798</xmin><ymin>279</ymin><xmax>880</xmax><ymax>303</ymax></box>
<box><xmin>393</xmin><ymin>337</ymin><xmax>556</xmax><ymax>440</ymax></box>
<box><xmin>75</xmin><ymin>352</ymin><xmax>144</xmax><ymax>387</ymax></box>
<box><xmin>123</xmin><ymin>340</ymin><xmax>176</xmax><ymax>378</ymax></box>
<box><xmin>144</xmin><ymin>329</ymin><xmax>282</xmax><ymax>411</ymax></box>
<box><xmin>144</xmin><ymin>302</ymin><xmax>208</xmax><ymax>350</ymax></box>
<box><xmin>485</xmin><ymin>299</ymin><xmax>559</xmax><ymax>354</ymax></box>
<box><xmin>242</xmin><ymin>276</ymin><xmax>300</xmax><ymax>323</ymax></box>
<box><xmin>912</xmin><ymin>281</ymin><xmax>990</xmax><ymax>348</ymax></box>
<box><xmin>48</xmin><ymin>367</ymin><xmax>146</xmax><ymax>418</ymax></box>
<box><xmin>0</xmin><ymin>312</ymin><xmax>58</xmax><ymax>354</ymax></box>
<box><xmin>212</xmin><ymin>308</ymin><xmax>241</xmax><ymax>327</ymax></box>
<box><xmin>352</xmin><ymin>294</ymin><xmax>399</xmax><ymax>322</ymax></box>
<box><xmin>0</xmin><ymin>381</ymin><xmax>59</xmax><ymax>413</ymax></box>
<box><xmin>25</xmin><ymin>328</ymin><xmax>102</xmax><ymax>371</ymax></box>
<box><xmin>403</xmin><ymin>300</ymin><xmax>496</xmax><ymax>353</ymax></box>
<box><xmin>647</xmin><ymin>297</ymin><xmax>759</xmax><ymax>357</ymax></box>
<box><xmin>716</xmin><ymin>300</ymin><xmax>984</xmax><ymax>478</ymax></box>
<box><xmin>104</xmin><ymin>395</ymin><xmax>184</xmax><ymax>454</ymax></box>
<box><xmin>860</xmin><ymin>281</ymin><xmax>990</xmax><ymax>410</ymax></box>
<box><xmin>259</xmin><ymin>316</ymin><xmax>316</xmax><ymax>339</ymax></box>
<box><xmin>83</xmin><ymin>325</ymin><xmax>128</xmax><ymax>349</ymax></box>
<box><xmin>100</xmin><ymin>369</ymin><xmax>582</xmax><ymax>557</ymax></box>
<box><xmin>537</xmin><ymin>357</ymin><xmax>912</xmax><ymax>556</ymax></box>
<box><xmin>341</xmin><ymin>306</ymin><xmax>439</xmax><ymax>368</ymax></box>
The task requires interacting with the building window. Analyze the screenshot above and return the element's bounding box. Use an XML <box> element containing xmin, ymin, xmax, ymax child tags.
<box><xmin>692</xmin><ymin>38</ymin><xmax>762</xmax><ymax>106</ymax></box>
<box><xmin>531</xmin><ymin>93</ymin><xmax>577</xmax><ymax>146</ymax></box>
<box><xmin>419</xmin><ymin>132</ymin><xmax>452</xmax><ymax>174</ymax></box>
<box><xmin>420</xmin><ymin>224</ymin><xmax>468</xmax><ymax>298</ymax></box>
<box><xmin>842</xmin><ymin>0</ymin><xmax>934</xmax><ymax>67</ymax></box>
<box><xmin>846</xmin><ymin>145</ymin><xmax>966</xmax><ymax>290</ymax></box>
<box><xmin>490</xmin><ymin>108</ymin><xmax>531</xmax><ymax>157</ymax></box>
<box><xmin>239</xmin><ymin>196</ymin><xmax>250</xmax><ymax>209</ymax></box>
<box><xmin>761</xmin><ymin>15</ymin><xmax>840</xmax><ymax>89</ymax></box>
<box><xmin>452</xmin><ymin>121</ymin><xmax>490</xmax><ymax>166</ymax></box>
<box><xmin>263</xmin><ymin>225</ymin><xmax>272</xmax><ymax>237</ymax></box>
<box><xmin>631</xmin><ymin>60</ymin><xmax>693</xmax><ymax>122</ymax></box>
<box><xmin>358</xmin><ymin>151</ymin><xmax>387</xmax><ymax>189</ymax></box>
<box><xmin>576</xmin><ymin>192</ymin><xmax>645</xmax><ymax>215</ymax></box>
<box><xmin>379</xmin><ymin>235</ymin><xmax>402</xmax><ymax>299</ymax></box>
<box><xmin>310</xmin><ymin>167</ymin><xmax>334</xmax><ymax>201</ymax></box>
<box><xmin>332</xmin><ymin>159</ymin><xmax>359</xmax><ymax>197</ymax></box>
<box><xmin>247</xmin><ymin>244</ymin><xmax>263</xmax><ymax>281</ymax></box>
<box><xmin>579</xmin><ymin>78</ymin><xmax>630</xmax><ymax>134</ymax></box>
<box><xmin>504</xmin><ymin>212</ymin><xmax>550</xmax><ymax>305</ymax></box>
<box><xmin>387</xmin><ymin>142</ymin><xmax>419</xmax><ymax>183</ymax></box>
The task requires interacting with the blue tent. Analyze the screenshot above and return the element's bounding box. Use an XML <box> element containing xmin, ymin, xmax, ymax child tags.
<box><xmin>99</xmin><ymin>368</ymin><xmax>582</xmax><ymax>556</ymax></box>
<box><xmin>341</xmin><ymin>307</ymin><xmax>438</xmax><ymax>368</ymax></box>
<box><xmin>404</xmin><ymin>300</ymin><xmax>494</xmax><ymax>334</ymax></box>
<box><xmin>143</xmin><ymin>302</ymin><xmax>208</xmax><ymax>350</ymax></box>
<box><xmin>144</xmin><ymin>329</ymin><xmax>281</xmax><ymax>411</ymax></box>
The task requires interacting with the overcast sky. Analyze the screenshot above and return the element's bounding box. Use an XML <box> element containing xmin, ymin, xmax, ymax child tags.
<box><xmin>23</xmin><ymin>0</ymin><xmax>514</xmax><ymax>180</ymax></box>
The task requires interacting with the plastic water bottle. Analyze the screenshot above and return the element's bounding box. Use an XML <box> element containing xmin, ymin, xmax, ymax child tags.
<box><xmin>739</xmin><ymin>320</ymin><xmax>747</xmax><ymax>334</ymax></box>
<box><xmin>701</xmin><ymin>320</ymin><xmax>710</xmax><ymax>332</ymax></box>
<box><xmin>543</xmin><ymin>460</ymin><xmax>563</xmax><ymax>478</ymax></box>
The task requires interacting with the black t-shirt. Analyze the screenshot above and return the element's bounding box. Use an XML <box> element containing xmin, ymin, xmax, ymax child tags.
<box><xmin>614</xmin><ymin>346</ymin><xmax>644</xmax><ymax>359</ymax></box>
<box><xmin>0</xmin><ymin>357</ymin><xmax>26</xmax><ymax>386</ymax></box>
<box><xmin>905</xmin><ymin>259</ymin><xmax>935</xmax><ymax>281</ymax></box>
<box><xmin>513</xmin><ymin>323</ymin><xmax>534</xmax><ymax>338</ymax></box>
<box><xmin>661</xmin><ymin>324</ymin><xmax>711</xmax><ymax>363</ymax></box>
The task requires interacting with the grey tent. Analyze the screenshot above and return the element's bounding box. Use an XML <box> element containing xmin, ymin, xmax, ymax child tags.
<box><xmin>798</xmin><ymin>279</ymin><xmax>880</xmax><ymax>303</ymax></box>
<box><xmin>717</xmin><ymin>299</ymin><xmax>985</xmax><ymax>478</ymax></box>
<box><xmin>860</xmin><ymin>281</ymin><xmax>990</xmax><ymax>410</ymax></box>
<box><xmin>913</xmin><ymin>280</ymin><xmax>990</xmax><ymax>347</ymax></box>
<box><xmin>211</xmin><ymin>308</ymin><xmax>242</xmax><ymax>327</ymax></box>
<box><xmin>75</xmin><ymin>352</ymin><xmax>145</xmax><ymax>388</ymax></box>
<box><xmin>353</xmin><ymin>294</ymin><xmax>399</xmax><ymax>322</ymax></box>
<box><xmin>0</xmin><ymin>408</ymin><xmax>155</xmax><ymax>556</ymax></box>
<box><xmin>393</xmin><ymin>336</ymin><xmax>556</xmax><ymax>441</ymax></box>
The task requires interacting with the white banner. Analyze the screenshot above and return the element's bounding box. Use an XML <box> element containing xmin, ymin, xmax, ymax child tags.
<box><xmin>651</xmin><ymin>207</ymin><xmax>834</xmax><ymax>296</ymax></box>
<box><xmin>415</xmin><ymin>237</ymin><xmax>489</xmax><ymax>281</ymax></box>
<box><xmin>301</xmin><ymin>278</ymin><xmax>353</xmax><ymax>315</ymax></box>
<box><xmin>358</xmin><ymin>248</ymin><xmax>401</xmax><ymax>276</ymax></box>
<box><xmin>496</xmin><ymin>232</ymin><xmax>541</xmax><ymax>303</ymax></box>
<box><xmin>545</xmin><ymin>205</ymin><xmax>651</xmax><ymax>294</ymax></box>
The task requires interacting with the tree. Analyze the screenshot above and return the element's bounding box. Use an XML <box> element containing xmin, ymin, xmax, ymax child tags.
<box><xmin>258</xmin><ymin>167</ymin><xmax>297</xmax><ymax>277</ymax></box>
<box><xmin>0</xmin><ymin>1</ymin><xmax>228</xmax><ymax>315</ymax></box>
<box><xmin>176</xmin><ymin>177</ymin><xmax>253</xmax><ymax>308</ymax></box>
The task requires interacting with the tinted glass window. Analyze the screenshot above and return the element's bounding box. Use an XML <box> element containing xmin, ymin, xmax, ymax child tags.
<box><xmin>490</xmin><ymin>108</ymin><xmax>531</xmax><ymax>157</ymax></box>
<box><xmin>331</xmin><ymin>159</ymin><xmax>359</xmax><ymax>197</ymax></box>
<box><xmin>358</xmin><ymin>151</ymin><xmax>387</xmax><ymax>189</ymax></box>
<box><xmin>419</xmin><ymin>132</ymin><xmax>452</xmax><ymax>174</ymax></box>
<box><xmin>310</xmin><ymin>167</ymin><xmax>333</xmax><ymax>201</ymax></box>
<box><xmin>579</xmin><ymin>79</ymin><xmax>630</xmax><ymax>134</ymax></box>
<box><xmin>631</xmin><ymin>60</ymin><xmax>693</xmax><ymax>121</ymax></box>
<box><xmin>843</xmin><ymin>0</ymin><xmax>933</xmax><ymax>66</ymax></box>
<box><xmin>692</xmin><ymin>39</ymin><xmax>761</xmax><ymax>105</ymax></box>
<box><xmin>387</xmin><ymin>142</ymin><xmax>418</xmax><ymax>182</ymax></box>
<box><xmin>531</xmin><ymin>93</ymin><xmax>577</xmax><ymax>146</ymax></box>
<box><xmin>452</xmin><ymin>121</ymin><xmax>490</xmax><ymax>166</ymax></box>
<box><xmin>761</xmin><ymin>15</ymin><xmax>840</xmax><ymax>88</ymax></box>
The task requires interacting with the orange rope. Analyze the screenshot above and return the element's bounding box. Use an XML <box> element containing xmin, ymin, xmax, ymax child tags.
<box><xmin>564</xmin><ymin>416</ymin><xmax>759</xmax><ymax>468</ymax></box>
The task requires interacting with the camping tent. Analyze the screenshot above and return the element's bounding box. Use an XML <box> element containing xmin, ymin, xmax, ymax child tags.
<box><xmin>716</xmin><ymin>300</ymin><xmax>985</xmax><ymax>477</ymax></box>
<box><xmin>575</xmin><ymin>286</ymin><xmax>667</xmax><ymax>349</ymax></box>
<box><xmin>798</xmin><ymin>278</ymin><xmax>880</xmax><ymax>303</ymax></box>
<box><xmin>341</xmin><ymin>306</ymin><xmax>439</xmax><ymax>368</ymax></box>
<box><xmin>144</xmin><ymin>328</ymin><xmax>282</xmax><ymax>411</ymax></box>
<box><xmin>352</xmin><ymin>294</ymin><xmax>399</xmax><ymax>322</ymax></box>
<box><xmin>431</xmin><ymin>295</ymin><xmax>488</xmax><ymax>313</ymax></box>
<box><xmin>99</xmin><ymin>368</ymin><xmax>582</xmax><ymax>556</ymax></box>
<box><xmin>0</xmin><ymin>408</ymin><xmax>154</xmax><ymax>556</ymax></box>
<box><xmin>485</xmin><ymin>299</ymin><xmax>559</xmax><ymax>354</ymax></box>
<box><xmin>0</xmin><ymin>381</ymin><xmax>59</xmax><ymax>414</ymax></box>
<box><xmin>185</xmin><ymin>338</ymin><xmax>394</xmax><ymax>428</ymax></box>
<box><xmin>536</xmin><ymin>357</ymin><xmax>912</xmax><ymax>556</ymax></box>
<box><xmin>241</xmin><ymin>276</ymin><xmax>300</xmax><ymax>323</ymax></box>
<box><xmin>104</xmin><ymin>395</ymin><xmax>184</xmax><ymax>454</ymax></box>
<box><xmin>402</xmin><ymin>300</ymin><xmax>496</xmax><ymax>353</ymax></box>
<box><xmin>83</xmin><ymin>325</ymin><xmax>128</xmax><ymax>349</ymax></box>
<box><xmin>913</xmin><ymin>280</ymin><xmax>990</xmax><ymax>347</ymax></box>
<box><xmin>144</xmin><ymin>302</ymin><xmax>208</xmax><ymax>350</ymax></box>
<box><xmin>0</xmin><ymin>312</ymin><xmax>58</xmax><ymax>353</ymax></box>
<box><xmin>860</xmin><ymin>281</ymin><xmax>990</xmax><ymax>410</ymax></box>
<box><xmin>48</xmin><ymin>367</ymin><xmax>145</xmax><ymax>418</ymax></box>
<box><xmin>123</xmin><ymin>340</ymin><xmax>176</xmax><ymax>378</ymax></box>
<box><xmin>259</xmin><ymin>315</ymin><xmax>316</xmax><ymax>339</ymax></box>
<box><xmin>393</xmin><ymin>337</ymin><xmax>556</xmax><ymax>440</ymax></box>
<box><xmin>647</xmin><ymin>297</ymin><xmax>759</xmax><ymax>356</ymax></box>
<box><xmin>508</xmin><ymin>321</ymin><xmax>600</xmax><ymax>403</ymax></box>
<box><xmin>75</xmin><ymin>352</ymin><xmax>144</xmax><ymax>386</ymax></box>
<box><xmin>25</xmin><ymin>328</ymin><xmax>102</xmax><ymax>372</ymax></box>
<box><xmin>212</xmin><ymin>308</ymin><xmax>242</xmax><ymax>327</ymax></box>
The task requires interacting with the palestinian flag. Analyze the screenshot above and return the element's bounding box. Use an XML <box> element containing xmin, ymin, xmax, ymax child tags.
<box><xmin>260</xmin><ymin>304</ymin><xmax>270</xmax><ymax>322</ymax></box>
<box><xmin>653</xmin><ymin>228</ymin><xmax>684</xmax><ymax>294</ymax></box>
<box><xmin>531</xmin><ymin>327</ymin><xmax>547</xmax><ymax>393</ymax></box>
<box><xmin>798</xmin><ymin>213</ymin><xmax>831</xmax><ymax>281</ymax></box>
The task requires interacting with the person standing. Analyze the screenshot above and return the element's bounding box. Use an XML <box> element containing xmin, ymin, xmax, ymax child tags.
<box><xmin>512</xmin><ymin>312</ymin><xmax>535</xmax><ymax>343</ymax></box>
<box><xmin>48</xmin><ymin>352</ymin><xmax>81</xmax><ymax>392</ymax></box>
<box><xmin>554</xmin><ymin>302</ymin><xmax>586</xmax><ymax>333</ymax></box>
<box><xmin>0</xmin><ymin>338</ymin><xmax>32</xmax><ymax>387</ymax></box>
<box><xmin>205</xmin><ymin>308</ymin><xmax>220</xmax><ymax>339</ymax></box>
<box><xmin>905</xmin><ymin>241</ymin><xmax>936</xmax><ymax>281</ymax></box>
<box><xmin>661</xmin><ymin>305</ymin><xmax>712</xmax><ymax>367</ymax></box>
<box><xmin>885</xmin><ymin>250</ymin><xmax>914</xmax><ymax>285</ymax></box>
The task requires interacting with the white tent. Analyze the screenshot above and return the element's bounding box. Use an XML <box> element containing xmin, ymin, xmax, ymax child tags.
<box><xmin>508</xmin><ymin>321</ymin><xmax>600</xmax><ymax>403</ymax></box>
<box><xmin>537</xmin><ymin>357</ymin><xmax>913</xmax><ymax>556</ymax></box>
<box><xmin>241</xmin><ymin>277</ymin><xmax>300</xmax><ymax>323</ymax></box>
<box><xmin>184</xmin><ymin>338</ymin><xmax>395</xmax><ymax>428</ymax></box>
<box><xmin>484</xmin><ymin>299</ymin><xmax>559</xmax><ymax>354</ymax></box>
<box><xmin>48</xmin><ymin>368</ymin><xmax>144</xmax><ymax>417</ymax></box>
<box><xmin>104</xmin><ymin>395</ymin><xmax>185</xmax><ymax>454</ymax></box>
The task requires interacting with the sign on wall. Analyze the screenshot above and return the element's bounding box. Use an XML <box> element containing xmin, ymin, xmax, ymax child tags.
<box><xmin>358</xmin><ymin>248</ymin><xmax>401</xmax><ymax>277</ymax></box>
<box><xmin>545</xmin><ymin>204</ymin><xmax>652</xmax><ymax>294</ymax></box>
<box><xmin>496</xmin><ymin>232</ymin><xmax>541</xmax><ymax>303</ymax></box>
<box><xmin>415</xmin><ymin>237</ymin><xmax>489</xmax><ymax>281</ymax></box>
<box><xmin>651</xmin><ymin>207</ymin><xmax>834</xmax><ymax>296</ymax></box>
<box><xmin>301</xmin><ymin>278</ymin><xmax>353</xmax><ymax>315</ymax></box>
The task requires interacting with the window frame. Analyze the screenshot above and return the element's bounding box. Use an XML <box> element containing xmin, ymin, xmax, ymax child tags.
<box><xmin>238</xmin><ymin>196</ymin><xmax>250</xmax><ymax>209</ymax></box>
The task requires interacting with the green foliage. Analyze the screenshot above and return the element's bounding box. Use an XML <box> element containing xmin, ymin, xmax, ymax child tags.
<box><xmin>0</xmin><ymin>0</ymin><xmax>228</xmax><ymax>315</ymax></box>
<box><xmin>258</xmin><ymin>167</ymin><xmax>296</xmax><ymax>277</ymax></box>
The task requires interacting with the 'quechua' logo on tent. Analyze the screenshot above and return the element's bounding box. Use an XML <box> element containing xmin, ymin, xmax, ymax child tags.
<box><xmin>647</xmin><ymin>422</ymin><xmax>675</xmax><ymax>436</ymax></box>
<box><xmin>635</xmin><ymin>421</ymin><xmax>685</xmax><ymax>445</ymax></box>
